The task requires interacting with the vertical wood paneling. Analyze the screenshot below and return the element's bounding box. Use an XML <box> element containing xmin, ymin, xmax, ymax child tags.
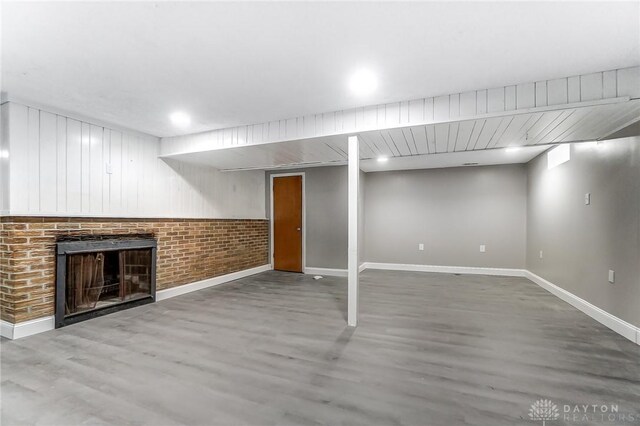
<box><xmin>424</xmin><ymin>98</ymin><xmax>435</xmax><ymax>123</ymax></box>
<box><xmin>617</xmin><ymin>67</ymin><xmax>640</xmax><ymax>98</ymax></box>
<box><xmin>102</xmin><ymin>129</ymin><xmax>111</xmax><ymax>212</ymax></box>
<box><xmin>460</xmin><ymin>92</ymin><xmax>476</xmax><ymax>117</ymax></box>
<box><xmin>487</xmin><ymin>88</ymin><xmax>504</xmax><ymax>113</ymax></box>
<box><xmin>434</xmin><ymin>96</ymin><xmax>449</xmax><ymax>122</ymax></box>
<box><xmin>547</xmin><ymin>78</ymin><xmax>568</xmax><ymax>106</ymax></box>
<box><xmin>505</xmin><ymin>86</ymin><xmax>516</xmax><ymax>111</ymax></box>
<box><xmin>602</xmin><ymin>71</ymin><xmax>617</xmax><ymax>98</ymax></box>
<box><xmin>516</xmin><ymin>83</ymin><xmax>535</xmax><ymax>109</ymax></box>
<box><xmin>0</xmin><ymin>104</ymin><xmax>9</xmax><ymax>213</ymax></box>
<box><xmin>66</xmin><ymin>119</ymin><xmax>82</xmax><ymax>213</ymax></box>
<box><xmin>535</xmin><ymin>81</ymin><xmax>547</xmax><ymax>107</ymax></box>
<box><xmin>580</xmin><ymin>72</ymin><xmax>603</xmax><ymax>101</ymax></box>
<box><xmin>4</xmin><ymin>102</ymin><xmax>265</xmax><ymax>219</ymax></box>
<box><xmin>476</xmin><ymin>90</ymin><xmax>488</xmax><ymax>115</ymax></box>
<box><xmin>408</xmin><ymin>99</ymin><xmax>424</xmax><ymax>123</ymax></box>
<box><xmin>89</xmin><ymin>125</ymin><xmax>103</xmax><ymax>214</ymax></box>
<box><xmin>9</xmin><ymin>104</ymin><xmax>29</xmax><ymax>212</ymax></box>
<box><xmin>110</xmin><ymin>130</ymin><xmax>122</xmax><ymax>214</ymax></box>
<box><xmin>39</xmin><ymin>111</ymin><xmax>57</xmax><ymax>212</ymax></box>
<box><xmin>27</xmin><ymin>108</ymin><xmax>41</xmax><ymax>212</ymax></box>
<box><xmin>80</xmin><ymin>122</ymin><xmax>91</xmax><ymax>213</ymax></box>
<box><xmin>449</xmin><ymin>94</ymin><xmax>460</xmax><ymax>119</ymax></box>
<box><xmin>56</xmin><ymin>116</ymin><xmax>67</xmax><ymax>212</ymax></box>
<box><xmin>568</xmin><ymin>76</ymin><xmax>581</xmax><ymax>103</ymax></box>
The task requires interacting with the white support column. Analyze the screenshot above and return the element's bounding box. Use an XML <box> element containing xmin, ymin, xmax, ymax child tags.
<box><xmin>347</xmin><ymin>135</ymin><xmax>359</xmax><ymax>327</ymax></box>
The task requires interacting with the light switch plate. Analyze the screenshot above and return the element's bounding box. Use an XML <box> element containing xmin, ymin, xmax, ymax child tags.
<box><xmin>608</xmin><ymin>270</ymin><xmax>615</xmax><ymax>283</ymax></box>
<box><xmin>418</xmin><ymin>243</ymin><xmax>424</xmax><ymax>251</ymax></box>
<box><xmin>479</xmin><ymin>245</ymin><xmax>486</xmax><ymax>253</ymax></box>
<box><xmin>105</xmin><ymin>163</ymin><xmax>113</xmax><ymax>174</ymax></box>
<box><xmin>539</xmin><ymin>250</ymin><xmax>543</xmax><ymax>259</ymax></box>
<box><xmin>585</xmin><ymin>193</ymin><xmax>591</xmax><ymax>205</ymax></box>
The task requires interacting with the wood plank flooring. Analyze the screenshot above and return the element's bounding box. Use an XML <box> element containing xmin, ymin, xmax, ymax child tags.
<box><xmin>2</xmin><ymin>270</ymin><xmax>639</xmax><ymax>425</ymax></box>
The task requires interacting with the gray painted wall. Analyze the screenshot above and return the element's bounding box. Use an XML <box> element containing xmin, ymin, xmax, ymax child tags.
<box><xmin>364</xmin><ymin>165</ymin><xmax>527</xmax><ymax>268</ymax></box>
<box><xmin>266</xmin><ymin>167</ymin><xmax>348</xmax><ymax>269</ymax></box>
<box><xmin>526</xmin><ymin>137</ymin><xmax>640</xmax><ymax>327</ymax></box>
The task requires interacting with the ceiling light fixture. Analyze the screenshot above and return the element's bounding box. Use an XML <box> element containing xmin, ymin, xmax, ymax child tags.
<box><xmin>170</xmin><ymin>111</ymin><xmax>191</xmax><ymax>128</ymax></box>
<box><xmin>349</xmin><ymin>69</ymin><xmax>378</xmax><ymax>96</ymax></box>
<box><xmin>505</xmin><ymin>147</ymin><xmax>521</xmax><ymax>153</ymax></box>
<box><xmin>377</xmin><ymin>156</ymin><xmax>389</xmax><ymax>163</ymax></box>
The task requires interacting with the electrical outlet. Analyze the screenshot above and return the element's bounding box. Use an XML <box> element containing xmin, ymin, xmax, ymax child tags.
<box><xmin>418</xmin><ymin>243</ymin><xmax>424</xmax><ymax>251</ymax></box>
<box><xmin>539</xmin><ymin>250</ymin><xmax>543</xmax><ymax>259</ymax></box>
<box><xmin>585</xmin><ymin>193</ymin><xmax>591</xmax><ymax>205</ymax></box>
<box><xmin>479</xmin><ymin>245</ymin><xmax>486</xmax><ymax>253</ymax></box>
<box><xmin>608</xmin><ymin>270</ymin><xmax>615</xmax><ymax>284</ymax></box>
<box><xmin>105</xmin><ymin>163</ymin><xmax>113</xmax><ymax>174</ymax></box>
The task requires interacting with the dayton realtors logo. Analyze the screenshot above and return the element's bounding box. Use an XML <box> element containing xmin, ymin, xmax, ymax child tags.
<box><xmin>528</xmin><ymin>399</ymin><xmax>638</xmax><ymax>424</ymax></box>
<box><xmin>529</xmin><ymin>399</ymin><xmax>560</xmax><ymax>425</ymax></box>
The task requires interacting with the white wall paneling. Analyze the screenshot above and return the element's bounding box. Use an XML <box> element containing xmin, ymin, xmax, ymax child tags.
<box><xmin>2</xmin><ymin>102</ymin><xmax>265</xmax><ymax>218</ymax></box>
<box><xmin>0</xmin><ymin>104</ymin><xmax>10</xmax><ymax>213</ymax></box>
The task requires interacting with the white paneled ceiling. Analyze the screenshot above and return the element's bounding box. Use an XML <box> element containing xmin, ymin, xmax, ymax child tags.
<box><xmin>3</xmin><ymin>2</ymin><xmax>639</xmax><ymax>136</ymax></box>
<box><xmin>163</xmin><ymin>100</ymin><xmax>640</xmax><ymax>172</ymax></box>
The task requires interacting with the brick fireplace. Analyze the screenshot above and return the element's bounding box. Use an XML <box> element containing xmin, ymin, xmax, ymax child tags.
<box><xmin>0</xmin><ymin>217</ymin><xmax>269</xmax><ymax>324</ymax></box>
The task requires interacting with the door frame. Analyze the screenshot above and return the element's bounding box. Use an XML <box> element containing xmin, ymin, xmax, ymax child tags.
<box><xmin>269</xmin><ymin>172</ymin><xmax>306</xmax><ymax>272</ymax></box>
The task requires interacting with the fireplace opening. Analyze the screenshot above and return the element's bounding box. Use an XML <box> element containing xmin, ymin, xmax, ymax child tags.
<box><xmin>56</xmin><ymin>237</ymin><xmax>157</xmax><ymax>328</ymax></box>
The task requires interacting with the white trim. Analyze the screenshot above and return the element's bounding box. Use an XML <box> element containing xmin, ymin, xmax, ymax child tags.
<box><xmin>362</xmin><ymin>262</ymin><xmax>526</xmax><ymax>277</ymax></box>
<box><xmin>304</xmin><ymin>267</ymin><xmax>348</xmax><ymax>277</ymax></box>
<box><xmin>1</xmin><ymin>265</ymin><xmax>272</xmax><ymax>340</ymax></box>
<box><xmin>269</xmin><ymin>172</ymin><xmax>306</xmax><ymax>272</ymax></box>
<box><xmin>156</xmin><ymin>264</ymin><xmax>272</xmax><ymax>301</ymax></box>
<box><xmin>358</xmin><ymin>263</ymin><xmax>366</xmax><ymax>273</ymax></box>
<box><xmin>0</xmin><ymin>211</ymin><xmax>267</xmax><ymax>220</ymax></box>
<box><xmin>524</xmin><ymin>271</ymin><xmax>639</xmax><ymax>345</ymax></box>
<box><xmin>1</xmin><ymin>316</ymin><xmax>55</xmax><ymax>340</ymax></box>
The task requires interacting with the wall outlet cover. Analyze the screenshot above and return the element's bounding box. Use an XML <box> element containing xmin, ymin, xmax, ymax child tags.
<box><xmin>479</xmin><ymin>245</ymin><xmax>486</xmax><ymax>253</ymax></box>
<box><xmin>418</xmin><ymin>243</ymin><xmax>424</xmax><ymax>251</ymax></box>
<box><xmin>539</xmin><ymin>250</ymin><xmax>543</xmax><ymax>259</ymax></box>
<box><xmin>608</xmin><ymin>270</ymin><xmax>615</xmax><ymax>283</ymax></box>
<box><xmin>585</xmin><ymin>193</ymin><xmax>591</xmax><ymax>205</ymax></box>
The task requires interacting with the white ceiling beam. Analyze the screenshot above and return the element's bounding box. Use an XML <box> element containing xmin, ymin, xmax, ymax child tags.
<box><xmin>161</xmin><ymin>67</ymin><xmax>640</xmax><ymax>157</ymax></box>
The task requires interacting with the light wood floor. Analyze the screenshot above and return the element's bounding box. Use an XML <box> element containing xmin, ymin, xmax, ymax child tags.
<box><xmin>2</xmin><ymin>270</ymin><xmax>639</xmax><ymax>425</ymax></box>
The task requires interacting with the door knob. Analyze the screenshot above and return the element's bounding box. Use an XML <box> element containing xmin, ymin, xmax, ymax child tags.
<box><xmin>297</xmin><ymin>228</ymin><xmax>301</xmax><ymax>231</ymax></box>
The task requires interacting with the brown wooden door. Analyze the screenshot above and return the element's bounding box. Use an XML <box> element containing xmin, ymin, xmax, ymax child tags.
<box><xmin>273</xmin><ymin>176</ymin><xmax>303</xmax><ymax>272</ymax></box>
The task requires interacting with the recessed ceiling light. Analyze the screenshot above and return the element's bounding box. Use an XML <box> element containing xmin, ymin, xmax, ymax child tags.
<box><xmin>349</xmin><ymin>69</ymin><xmax>378</xmax><ymax>96</ymax></box>
<box><xmin>170</xmin><ymin>111</ymin><xmax>191</xmax><ymax>128</ymax></box>
<box><xmin>505</xmin><ymin>147</ymin><xmax>521</xmax><ymax>153</ymax></box>
<box><xmin>377</xmin><ymin>156</ymin><xmax>389</xmax><ymax>163</ymax></box>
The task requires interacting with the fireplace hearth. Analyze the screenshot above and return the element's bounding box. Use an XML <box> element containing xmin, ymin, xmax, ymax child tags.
<box><xmin>56</xmin><ymin>237</ymin><xmax>157</xmax><ymax>328</ymax></box>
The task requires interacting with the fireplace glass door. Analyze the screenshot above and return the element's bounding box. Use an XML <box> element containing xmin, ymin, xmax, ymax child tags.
<box><xmin>65</xmin><ymin>249</ymin><xmax>153</xmax><ymax>316</ymax></box>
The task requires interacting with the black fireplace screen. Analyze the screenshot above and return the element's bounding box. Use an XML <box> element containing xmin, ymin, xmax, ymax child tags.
<box><xmin>56</xmin><ymin>238</ymin><xmax>156</xmax><ymax>327</ymax></box>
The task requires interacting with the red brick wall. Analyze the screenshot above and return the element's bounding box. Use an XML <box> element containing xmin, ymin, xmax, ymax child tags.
<box><xmin>0</xmin><ymin>217</ymin><xmax>269</xmax><ymax>323</ymax></box>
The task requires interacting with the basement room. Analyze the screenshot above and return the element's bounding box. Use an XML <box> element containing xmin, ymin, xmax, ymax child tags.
<box><xmin>1</xmin><ymin>1</ymin><xmax>639</xmax><ymax>425</ymax></box>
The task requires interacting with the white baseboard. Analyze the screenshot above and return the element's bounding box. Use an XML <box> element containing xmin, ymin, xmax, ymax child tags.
<box><xmin>304</xmin><ymin>267</ymin><xmax>347</xmax><ymax>277</ymax></box>
<box><xmin>1</xmin><ymin>265</ymin><xmax>272</xmax><ymax>340</ymax></box>
<box><xmin>524</xmin><ymin>271</ymin><xmax>640</xmax><ymax>345</ymax></box>
<box><xmin>303</xmin><ymin>264</ymin><xmax>367</xmax><ymax>277</ymax></box>
<box><xmin>362</xmin><ymin>262</ymin><xmax>527</xmax><ymax>277</ymax></box>
<box><xmin>156</xmin><ymin>264</ymin><xmax>272</xmax><ymax>301</ymax></box>
<box><xmin>1</xmin><ymin>316</ymin><xmax>55</xmax><ymax>340</ymax></box>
